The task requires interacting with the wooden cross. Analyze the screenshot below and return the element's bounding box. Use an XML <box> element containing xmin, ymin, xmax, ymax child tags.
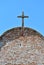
<box><xmin>17</xmin><ymin>11</ymin><xmax>29</xmax><ymax>36</ymax></box>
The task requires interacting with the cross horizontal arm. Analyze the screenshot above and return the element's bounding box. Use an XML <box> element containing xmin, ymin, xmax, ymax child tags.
<box><xmin>24</xmin><ymin>16</ymin><xmax>29</xmax><ymax>18</ymax></box>
<box><xmin>17</xmin><ymin>16</ymin><xmax>22</xmax><ymax>18</ymax></box>
<box><xmin>17</xmin><ymin>16</ymin><xmax>29</xmax><ymax>18</ymax></box>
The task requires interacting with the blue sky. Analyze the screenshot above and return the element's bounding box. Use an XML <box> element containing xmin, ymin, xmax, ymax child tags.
<box><xmin>0</xmin><ymin>0</ymin><xmax>44</xmax><ymax>36</ymax></box>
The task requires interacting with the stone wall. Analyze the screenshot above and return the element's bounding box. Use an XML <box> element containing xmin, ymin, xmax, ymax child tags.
<box><xmin>0</xmin><ymin>27</ymin><xmax>44</xmax><ymax>49</ymax></box>
<box><xmin>0</xmin><ymin>36</ymin><xmax>44</xmax><ymax>65</ymax></box>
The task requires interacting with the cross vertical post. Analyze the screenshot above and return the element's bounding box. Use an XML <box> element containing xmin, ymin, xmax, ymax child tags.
<box><xmin>17</xmin><ymin>11</ymin><xmax>29</xmax><ymax>36</ymax></box>
<box><xmin>22</xmin><ymin>11</ymin><xmax>24</xmax><ymax>28</ymax></box>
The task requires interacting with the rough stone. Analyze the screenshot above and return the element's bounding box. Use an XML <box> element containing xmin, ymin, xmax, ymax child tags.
<box><xmin>0</xmin><ymin>27</ymin><xmax>44</xmax><ymax>65</ymax></box>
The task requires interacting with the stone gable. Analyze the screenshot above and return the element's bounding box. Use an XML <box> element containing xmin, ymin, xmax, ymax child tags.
<box><xmin>0</xmin><ymin>27</ymin><xmax>44</xmax><ymax>65</ymax></box>
<box><xmin>0</xmin><ymin>27</ymin><xmax>44</xmax><ymax>48</ymax></box>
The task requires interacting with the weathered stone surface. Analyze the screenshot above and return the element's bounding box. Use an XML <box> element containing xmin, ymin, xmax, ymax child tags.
<box><xmin>0</xmin><ymin>27</ymin><xmax>44</xmax><ymax>65</ymax></box>
<box><xmin>0</xmin><ymin>36</ymin><xmax>44</xmax><ymax>65</ymax></box>
<box><xmin>0</xmin><ymin>27</ymin><xmax>44</xmax><ymax>48</ymax></box>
